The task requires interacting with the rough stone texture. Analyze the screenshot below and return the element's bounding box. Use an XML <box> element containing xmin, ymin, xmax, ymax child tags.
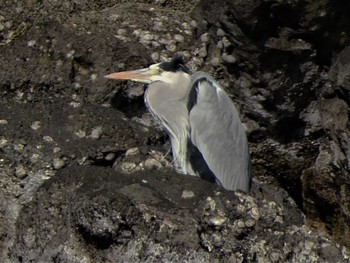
<box><xmin>1</xmin><ymin>0</ymin><xmax>350</xmax><ymax>262</ymax></box>
<box><xmin>7</xmin><ymin>166</ymin><xmax>348</xmax><ymax>262</ymax></box>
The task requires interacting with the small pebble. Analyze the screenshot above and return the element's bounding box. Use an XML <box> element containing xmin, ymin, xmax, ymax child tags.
<box><xmin>139</xmin><ymin>31</ymin><xmax>154</xmax><ymax>45</ymax></box>
<box><xmin>72</xmin><ymin>94</ymin><xmax>79</xmax><ymax>101</ymax></box>
<box><xmin>238</xmin><ymin>77</ymin><xmax>252</xmax><ymax>89</ymax></box>
<box><xmin>73</xmin><ymin>82</ymin><xmax>82</xmax><ymax>89</ymax></box>
<box><xmin>15</xmin><ymin>164</ymin><xmax>27</xmax><ymax>179</ymax></box>
<box><xmin>75</xmin><ymin>130</ymin><xmax>86</xmax><ymax>138</ymax></box>
<box><xmin>105</xmin><ymin>152</ymin><xmax>115</xmax><ymax>161</ymax></box>
<box><xmin>222</xmin><ymin>36</ymin><xmax>231</xmax><ymax>48</ymax></box>
<box><xmin>153</xmin><ymin>21</ymin><xmax>164</xmax><ymax>31</ymax></box>
<box><xmin>216</xmin><ymin>28</ymin><xmax>225</xmax><ymax>37</ymax></box>
<box><xmin>159</xmin><ymin>52</ymin><xmax>171</xmax><ymax>62</ymax></box>
<box><xmin>274</xmin><ymin>215</ymin><xmax>284</xmax><ymax>224</ymax></box>
<box><xmin>221</xmin><ymin>53</ymin><xmax>236</xmax><ymax>63</ymax></box>
<box><xmin>198</xmin><ymin>46</ymin><xmax>207</xmax><ymax>58</ymax></box>
<box><xmin>121</xmin><ymin>162</ymin><xmax>136</xmax><ymax>172</ymax></box>
<box><xmin>151</xmin><ymin>52</ymin><xmax>159</xmax><ymax>61</ymax></box>
<box><xmin>13</xmin><ymin>144</ymin><xmax>24</xmax><ymax>152</ymax></box>
<box><xmin>70</xmin><ymin>101</ymin><xmax>81</xmax><ymax>108</ymax></box>
<box><xmin>174</xmin><ymin>34</ymin><xmax>184</xmax><ymax>42</ymax></box>
<box><xmin>114</xmin><ymin>35</ymin><xmax>128</xmax><ymax>42</ymax></box>
<box><xmin>158</xmin><ymin>38</ymin><xmax>169</xmax><ymax>45</ymax></box>
<box><xmin>236</xmin><ymin>219</ymin><xmax>246</xmax><ymax>228</ymax></box>
<box><xmin>0</xmin><ymin>119</ymin><xmax>8</xmax><ymax>124</ymax></box>
<box><xmin>77</xmin><ymin>156</ymin><xmax>87</xmax><ymax>165</ymax></box>
<box><xmin>182</xmin><ymin>22</ymin><xmax>191</xmax><ymax>30</ymax></box>
<box><xmin>187</xmin><ymin>57</ymin><xmax>204</xmax><ymax>71</ymax></box>
<box><xmin>144</xmin><ymin>158</ymin><xmax>162</xmax><ymax>170</ymax></box>
<box><xmin>132</xmin><ymin>29</ymin><xmax>142</xmax><ymax>37</ymax></box>
<box><xmin>52</xmin><ymin>158</ymin><xmax>65</xmax><ymax>170</ymax></box>
<box><xmin>43</xmin><ymin>136</ymin><xmax>54</xmax><ymax>143</ymax></box>
<box><xmin>200</xmin><ymin>33</ymin><xmax>209</xmax><ymax>43</ymax></box>
<box><xmin>166</xmin><ymin>42</ymin><xmax>177</xmax><ymax>52</ymax></box>
<box><xmin>108</xmin><ymin>14</ymin><xmax>119</xmax><ymax>22</ymax></box>
<box><xmin>250</xmin><ymin>206</ymin><xmax>260</xmax><ymax>220</ymax></box>
<box><xmin>126</xmin><ymin>85</ymin><xmax>144</xmax><ymax>98</ymax></box>
<box><xmin>53</xmin><ymin>147</ymin><xmax>61</xmax><ymax>154</ymax></box>
<box><xmin>209</xmin><ymin>215</ymin><xmax>227</xmax><ymax>226</ymax></box>
<box><xmin>90</xmin><ymin>73</ymin><xmax>97</xmax><ymax>81</ymax></box>
<box><xmin>216</xmin><ymin>40</ymin><xmax>223</xmax><ymax>49</ymax></box>
<box><xmin>181</xmin><ymin>190</ymin><xmax>195</xmax><ymax>199</ymax></box>
<box><xmin>89</xmin><ymin>126</ymin><xmax>103</xmax><ymax>140</ymax></box>
<box><xmin>30</xmin><ymin>121</ymin><xmax>41</xmax><ymax>130</ymax></box>
<box><xmin>142</xmin><ymin>32</ymin><xmax>154</xmax><ymax>41</ymax></box>
<box><xmin>30</xmin><ymin>153</ymin><xmax>40</xmax><ymax>163</ymax></box>
<box><xmin>66</xmin><ymin>50</ymin><xmax>75</xmax><ymax>59</ymax></box>
<box><xmin>245</xmin><ymin>219</ymin><xmax>256</xmax><ymax>227</ymax></box>
<box><xmin>27</xmin><ymin>40</ymin><xmax>36</xmax><ymax>47</ymax></box>
<box><xmin>211</xmin><ymin>233</ymin><xmax>223</xmax><ymax>246</ymax></box>
<box><xmin>304</xmin><ymin>240</ymin><xmax>315</xmax><ymax>251</ymax></box>
<box><xmin>181</xmin><ymin>50</ymin><xmax>191</xmax><ymax>58</ymax></box>
<box><xmin>117</xmin><ymin>28</ymin><xmax>127</xmax><ymax>36</ymax></box>
<box><xmin>205</xmin><ymin>197</ymin><xmax>216</xmax><ymax>211</ymax></box>
<box><xmin>190</xmin><ymin>20</ymin><xmax>197</xmax><ymax>28</ymax></box>
<box><xmin>56</xmin><ymin>60</ymin><xmax>63</xmax><ymax>67</ymax></box>
<box><xmin>210</xmin><ymin>57</ymin><xmax>220</xmax><ymax>67</ymax></box>
<box><xmin>236</xmin><ymin>204</ymin><xmax>246</xmax><ymax>213</ymax></box>
<box><xmin>0</xmin><ymin>138</ymin><xmax>8</xmax><ymax>148</ymax></box>
<box><xmin>126</xmin><ymin>147</ymin><xmax>139</xmax><ymax>156</ymax></box>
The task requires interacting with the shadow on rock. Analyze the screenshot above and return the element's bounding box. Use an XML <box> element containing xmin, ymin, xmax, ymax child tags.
<box><xmin>9</xmin><ymin>165</ymin><xmax>348</xmax><ymax>262</ymax></box>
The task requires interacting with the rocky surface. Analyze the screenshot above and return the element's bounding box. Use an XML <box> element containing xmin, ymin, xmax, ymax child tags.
<box><xmin>7</xmin><ymin>165</ymin><xmax>348</xmax><ymax>262</ymax></box>
<box><xmin>1</xmin><ymin>0</ymin><xmax>350</xmax><ymax>262</ymax></box>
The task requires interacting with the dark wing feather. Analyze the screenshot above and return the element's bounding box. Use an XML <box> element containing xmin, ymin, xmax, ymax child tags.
<box><xmin>187</xmin><ymin>72</ymin><xmax>251</xmax><ymax>191</ymax></box>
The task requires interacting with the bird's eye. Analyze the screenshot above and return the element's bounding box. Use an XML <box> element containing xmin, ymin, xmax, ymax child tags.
<box><xmin>149</xmin><ymin>64</ymin><xmax>163</xmax><ymax>75</ymax></box>
<box><xmin>153</xmin><ymin>67</ymin><xmax>163</xmax><ymax>75</ymax></box>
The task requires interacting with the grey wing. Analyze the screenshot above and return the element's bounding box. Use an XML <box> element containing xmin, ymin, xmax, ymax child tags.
<box><xmin>188</xmin><ymin>72</ymin><xmax>251</xmax><ymax>192</ymax></box>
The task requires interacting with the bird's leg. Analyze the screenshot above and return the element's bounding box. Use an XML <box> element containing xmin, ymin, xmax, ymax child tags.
<box><xmin>169</xmin><ymin>154</ymin><xmax>186</xmax><ymax>174</ymax></box>
<box><xmin>160</xmin><ymin>147</ymin><xmax>172</xmax><ymax>162</ymax></box>
<box><xmin>160</xmin><ymin>147</ymin><xmax>181</xmax><ymax>170</ymax></box>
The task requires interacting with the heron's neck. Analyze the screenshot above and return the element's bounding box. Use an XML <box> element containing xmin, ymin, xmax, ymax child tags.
<box><xmin>144</xmin><ymin>73</ymin><xmax>192</xmax><ymax>174</ymax></box>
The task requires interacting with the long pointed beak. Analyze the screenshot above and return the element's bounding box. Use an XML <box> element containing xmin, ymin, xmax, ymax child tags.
<box><xmin>105</xmin><ymin>68</ymin><xmax>154</xmax><ymax>83</ymax></box>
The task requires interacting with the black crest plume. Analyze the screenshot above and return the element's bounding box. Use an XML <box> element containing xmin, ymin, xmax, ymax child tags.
<box><xmin>159</xmin><ymin>54</ymin><xmax>192</xmax><ymax>74</ymax></box>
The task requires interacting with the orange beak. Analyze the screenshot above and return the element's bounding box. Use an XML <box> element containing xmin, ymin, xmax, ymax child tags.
<box><xmin>105</xmin><ymin>68</ymin><xmax>155</xmax><ymax>83</ymax></box>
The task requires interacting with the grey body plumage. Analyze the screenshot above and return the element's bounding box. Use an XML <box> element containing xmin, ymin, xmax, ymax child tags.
<box><xmin>106</xmin><ymin>56</ymin><xmax>251</xmax><ymax>192</ymax></box>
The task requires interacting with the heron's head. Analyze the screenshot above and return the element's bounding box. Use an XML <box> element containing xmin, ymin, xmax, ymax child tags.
<box><xmin>105</xmin><ymin>56</ymin><xmax>192</xmax><ymax>84</ymax></box>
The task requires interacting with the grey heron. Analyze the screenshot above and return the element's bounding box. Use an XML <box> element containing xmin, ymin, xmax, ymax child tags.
<box><xmin>106</xmin><ymin>56</ymin><xmax>251</xmax><ymax>192</ymax></box>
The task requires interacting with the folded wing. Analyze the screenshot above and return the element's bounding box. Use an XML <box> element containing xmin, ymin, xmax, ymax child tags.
<box><xmin>187</xmin><ymin>72</ymin><xmax>251</xmax><ymax>192</ymax></box>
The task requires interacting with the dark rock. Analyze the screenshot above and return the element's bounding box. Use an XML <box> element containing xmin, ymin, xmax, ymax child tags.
<box><xmin>329</xmin><ymin>45</ymin><xmax>350</xmax><ymax>90</ymax></box>
<box><xmin>8</xmin><ymin>165</ymin><xmax>348</xmax><ymax>262</ymax></box>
